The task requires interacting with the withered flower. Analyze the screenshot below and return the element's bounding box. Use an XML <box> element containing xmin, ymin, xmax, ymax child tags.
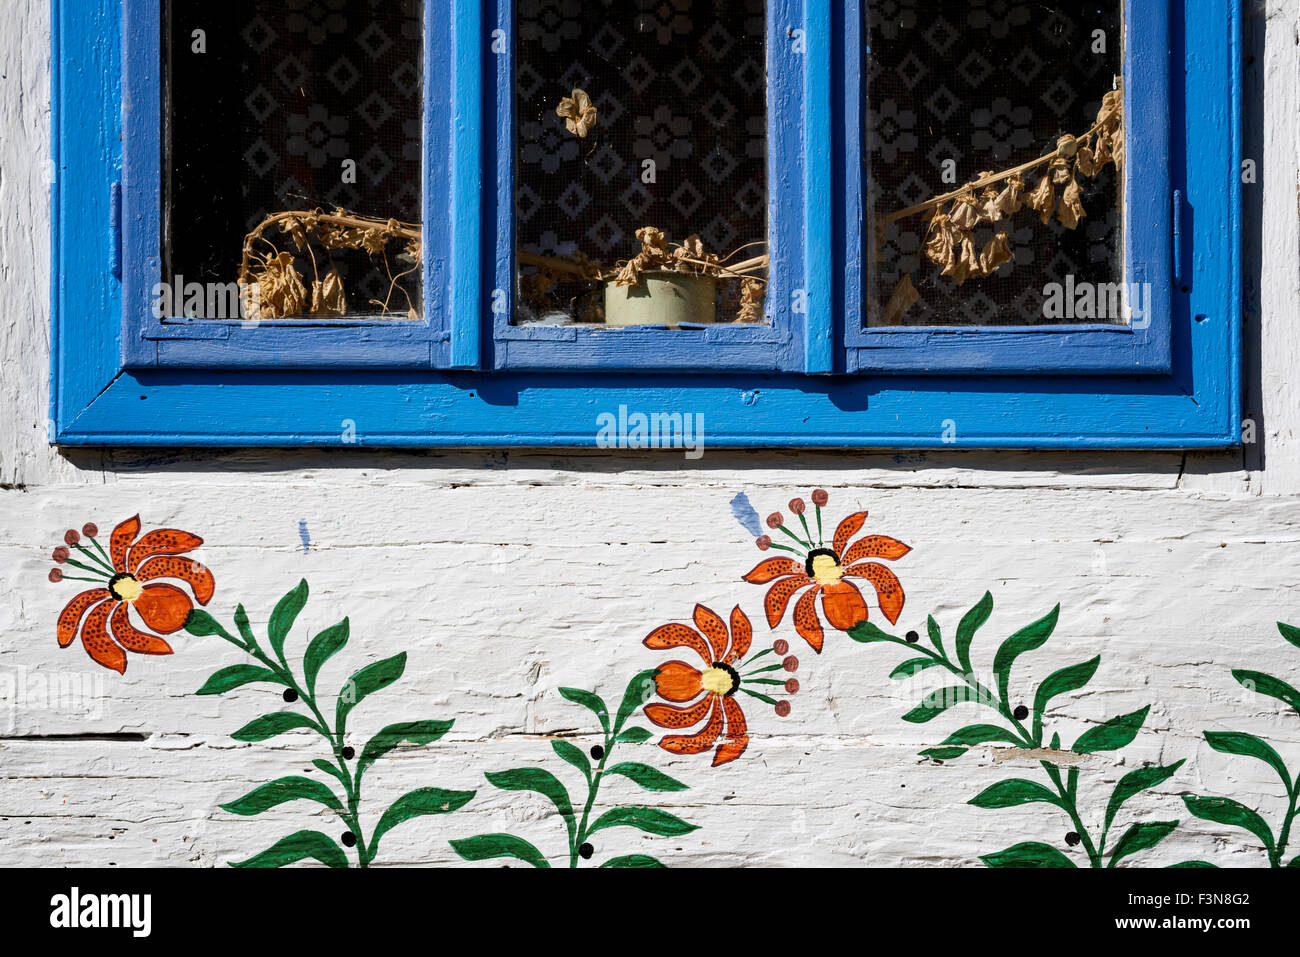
<box><xmin>1027</xmin><ymin>173</ymin><xmax>1057</xmax><ymax>225</ymax></box>
<box><xmin>556</xmin><ymin>88</ymin><xmax>598</xmax><ymax>138</ymax></box>
<box><xmin>1057</xmin><ymin>177</ymin><xmax>1087</xmax><ymax>230</ymax></box>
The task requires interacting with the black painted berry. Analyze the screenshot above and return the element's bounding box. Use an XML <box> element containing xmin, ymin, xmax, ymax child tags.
<box><xmin>341</xmin><ymin>746</ymin><xmax>355</xmax><ymax>760</ymax></box>
<box><xmin>905</xmin><ymin>630</ymin><xmax>920</xmax><ymax>643</ymax></box>
<box><xmin>1065</xmin><ymin>832</ymin><xmax>1081</xmax><ymax>846</ymax></box>
<box><xmin>283</xmin><ymin>689</ymin><xmax>299</xmax><ymax>703</ymax></box>
<box><xmin>590</xmin><ymin>745</ymin><xmax>604</xmax><ymax>760</ymax></box>
<box><xmin>341</xmin><ymin>831</ymin><xmax>357</xmax><ymax>847</ymax></box>
<box><xmin>1013</xmin><ymin>705</ymin><xmax>1029</xmax><ymax>720</ymax></box>
<box><xmin>579</xmin><ymin>843</ymin><xmax>594</xmax><ymax>860</ymax></box>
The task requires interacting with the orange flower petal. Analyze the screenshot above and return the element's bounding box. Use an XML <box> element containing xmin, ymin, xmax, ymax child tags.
<box><xmin>109</xmin><ymin>515</ymin><xmax>141</xmax><ymax>573</ymax></box>
<box><xmin>132</xmin><ymin>582</ymin><xmax>193</xmax><ymax>634</ymax></box>
<box><xmin>712</xmin><ymin>696</ymin><xmax>749</xmax><ymax>766</ymax></box>
<box><xmin>127</xmin><ymin>529</ymin><xmax>204</xmax><ymax>574</ymax></box>
<box><xmin>643</xmin><ymin>622</ymin><xmax>711</xmax><ymax>665</ymax></box>
<box><xmin>56</xmin><ymin>589</ymin><xmax>111</xmax><ymax>648</ymax></box>
<box><xmin>793</xmin><ymin>586</ymin><xmax>826</xmax><ymax>652</ymax></box>
<box><xmin>645</xmin><ymin>695</ymin><xmax>714</xmax><ymax>730</ymax></box>
<box><xmin>833</xmin><ymin>511</ymin><xmax>869</xmax><ymax>556</ymax></box>
<box><xmin>654</xmin><ymin>660</ymin><xmax>703</xmax><ymax>702</ymax></box>
<box><xmin>762</xmin><ymin>574</ymin><xmax>813</xmax><ymax>628</ymax></box>
<box><xmin>135</xmin><ymin>555</ymin><xmax>215</xmax><ymax>605</ymax></box>
<box><xmin>658</xmin><ymin>698</ymin><xmax>724</xmax><ymax>755</ymax></box>
<box><xmin>842</xmin><ymin>534</ymin><xmax>912</xmax><ymax>565</ymax></box>
<box><xmin>109</xmin><ymin>603</ymin><xmax>173</xmax><ymax>655</ymax></box>
<box><xmin>821</xmin><ymin>581</ymin><xmax>869</xmax><ymax>631</ymax></box>
<box><xmin>726</xmin><ymin>606</ymin><xmax>752</xmax><ymax>663</ymax></box>
<box><xmin>692</xmin><ymin>604</ymin><xmax>729</xmax><ymax>661</ymax></box>
<box><xmin>81</xmin><ymin>601</ymin><xmax>126</xmax><ymax>674</ymax></box>
<box><xmin>743</xmin><ymin>557</ymin><xmax>800</xmax><ymax>584</ymax></box>
<box><xmin>844</xmin><ymin>561</ymin><xmax>906</xmax><ymax>625</ymax></box>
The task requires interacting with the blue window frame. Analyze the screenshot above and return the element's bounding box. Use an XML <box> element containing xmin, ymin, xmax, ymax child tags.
<box><xmin>51</xmin><ymin>0</ymin><xmax>1241</xmax><ymax>448</ymax></box>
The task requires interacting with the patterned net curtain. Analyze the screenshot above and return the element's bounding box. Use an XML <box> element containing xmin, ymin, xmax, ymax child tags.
<box><xmin>514</xmin><ymin>0</ymin><xmax>768</xmax><ymax>325</ymax></box>
<box><xmin>866</xmin><ymin>0</ymin><xmax>1123</xmax><ymax>327</ymax></box>
<box><xmin>164</xmin><ymin>0</ymin><xmax>424</xmax><ymax>318</ymax></box>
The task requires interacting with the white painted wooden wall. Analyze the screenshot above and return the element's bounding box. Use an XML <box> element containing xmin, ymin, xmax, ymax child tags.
<box><xmin>0</xmin><ymin>0</ymin><xmax>1297</xmax><ymax>867</ymax></box>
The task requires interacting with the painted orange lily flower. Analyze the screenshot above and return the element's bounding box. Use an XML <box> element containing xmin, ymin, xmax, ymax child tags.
<box><xmin>49</xmin><ymin>516</ymin><xmax>214</xmax><ymax>674</ymax></box>
<box><xmin>643</xmin><ymin>604</ymin><xmax>799</xmax><ymax>767</ymax></box>
<box><xmin>742</xmin><ymin>490</ymin><xmax>910</xmax><ymax>652</ymax></box>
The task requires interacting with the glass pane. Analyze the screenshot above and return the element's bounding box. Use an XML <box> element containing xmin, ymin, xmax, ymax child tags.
<box><xmin>865</xmin><ymin>1</ymin><xmax>1124</xmax><ymax>327</ymax></box>
<box><xmin>163</xmin><ymin>0</ymin><xmax>423</xmax><ymax>321</ymax></box>
<box><xmin>514</xmin><ymin>0</ymin><xmax>769</xmax><ymax>329</ymax></box>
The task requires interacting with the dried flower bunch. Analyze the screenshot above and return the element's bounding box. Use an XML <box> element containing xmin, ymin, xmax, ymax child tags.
<box><xmin>556</xmin><ymin>88</ymin><xmax>599</xmax><ymax>138</ymax></box>
<box><xmin>238</xmin><ymin>209</ymin><xmax>422</xmax><ymax>321</ymax></box>
<box><xmin>879</xmin><ymin>79</ymin><xmax>1124</xmax><ymax>321</ymax></box>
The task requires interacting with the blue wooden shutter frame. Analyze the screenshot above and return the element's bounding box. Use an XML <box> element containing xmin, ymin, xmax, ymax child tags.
<box><xmin>52</xmin><ymin>0</ymin><xmax>1239</xmax><ymax>449</ymax></box>
<box><xmin>482</xmin><ymin>0</ymin><xmax>832</xmax><ymax>373</ymax></box>
<box><xmin>118</xmin><ymin>0</ymin><xmax>450</xmax><ymax>370</ymax></box>
<box><xmin>843</xmin><ymin>0</ymin><xmax>1175</xmax><ymax>375</ymax></box>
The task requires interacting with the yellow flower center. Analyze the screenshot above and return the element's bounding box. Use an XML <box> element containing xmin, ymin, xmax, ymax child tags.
<box><xmin>810</xmin><ymin>552</ymin><xmax>844</xmax><ymax>585</ymax></box>
<box><xmin>109</xmin><ymin>574</ymin><xmax>143</xmax><ymax>602</ymax></box>
<box><xmin>701</xmin><ymin>666</ymin><xmax>737</xmax><ymax>696</ymax></box>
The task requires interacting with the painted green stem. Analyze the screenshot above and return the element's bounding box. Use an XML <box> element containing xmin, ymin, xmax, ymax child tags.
<box><xmin>569</xmin><ymin>699</ymin><xmax>636</xmax><ymax>867</ymax></box>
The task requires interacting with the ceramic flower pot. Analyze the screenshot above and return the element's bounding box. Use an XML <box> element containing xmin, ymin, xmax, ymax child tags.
<box><xmin>603</xmin><ymin>271</ymin><xmax>717</xmax><ymax>327</ymax></box>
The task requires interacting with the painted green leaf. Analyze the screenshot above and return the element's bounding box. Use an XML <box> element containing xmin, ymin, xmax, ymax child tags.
<box><xmin>303</xmin><ymin>618</ymin><xmax>349</xmax><ymax>696</ymax></box>
<box><xmin>992</xmin><ymin>605</ymin><xmax>1059</xmax><ymax>706</ymax></box>
<box><xmin>357</xmin><ymin>719</ymin><xmax>455</xmax><ymax>778</ymax></box>
<box><xmin>268</xmin><ymin>579</ymin><xmax>309</xmax><ymax>661</ymax></box>
<box><xmin>230</xmin><ymin>829</ymin><xmax>348</xmax><ymax>868</ymax></box>
<box><xmin>890</xmin><ymin>657</ymin><xmax>942</xmax><ymax>680</ymax></box>
<box><xmin>1233</xmin><ymin>669</ymin><xmax>1300</xmax><ymax>716</ymax></box>
<box><xmin>955</xmin><ymin>591</ymin><xmax>994</xmax><ymax>675</ymax></box>
<box><xmin>1277</xmin><ymin>621</ymin><xmax>1300</xmax><ymax>651</ymax></box>
<box><xmin>559</xmin><ymin>686</ymin><xmax>611</xmax><ymax>734</ymax></box>
<box><xmin>233</xmin><ymin>604</ymin><xmax>257</xmax><ymax>649</ymax></box>
<box><xmin>927</xmin><ymin>614</ymin><xmax>944</xmax><ymax>655</ymax></box>
<box><xmin>336</xmin><ymin>652</ymin><xmax>407</xmax><ymax>732</ymax></box>
<box><xmin>231</xmin><ymin>710</ymin><xmax>318</xmax><ymax>742</ymax></box>
<box><xmin>601</xmin><ymin>854</ymin><xmax>666</xmax><ymax>868</ymax></box>
<box><xmin>981</xmin><ymin>842</ymin><xmax>1077</xmax><ymax>868</ymax></box>
<box><xmin>183</xmin><ymin>609</ymin><xmax>231</xmax><ymax>639</ymax></box>
<box><xmin>1104</xmin><ymin>760</ymin><xmax>1185</xmax><ymax>834</ymax></box>
<box><xmin>1204</xmin><ymin>731</ymin><xmax>1291</xmax><ymax>790</ymax></box>
<box><xmin>196</xmin><ymin>663</ymin><xmax>280</xmax><ymax>695</ymax></box>
<box><xmin>220</xmin><ymin>775</ymin><xmax>343</xmax><ymax>816</ymax></box>
<box><xmin>902</xmin><ymin>685</ymin><xmax>977</xmax><ymax>724</ymax></box>
<box><xmin>606</xmin><ymin>762</ymin><xmax>689</xmax><ymax>792</ymax></box>
<box><xmin>370</xmin><ymin>787</ymin><xmax>477</xmax><ymax>859</ymax></box>
<box><xmin>616</xmin><ymin>726</ymin><xmax>653</xmax><ymax>744</ymax></box>
<box><xmin>1182</xmin><ymin>795</ymin><xmax>1276</xmax><ymax>855</ymax></box>
<box><xmin>1169</xmin><ymin>860</ymin><xmax>1219</xmax><ymax>868</ymax></box>
<box><xmin>919</xmin><ymin>724</ymin><xmax>1021</xmax><ymax>760</ymax></box>
<box><xmin>1108</xmin><ymin>821</ymin><xmax>1179</xmax><ymax>867</ymax></box>
<box><xmin>1072</xmin><ymin>705</ymin><xmax>1150</xmax><ymax>754</ymax></box>
<box><xmin>1032</xmin><ymin>656</ymin><xmax>1101</xmax><ymax>742</ymax></box>
<box><xmin>551</xmin><ymin>740</ymin><xmax>591</xmax><ymax>783</ymax></box>
<box><xmin>616</xmin><ymin>669</ymin><xmax>659</xmax><ymax>734</ymax></box>
<box><xmin>969</xmin><ymin>779</ymin><xmax>1060</xmax><ymax>810</ymax></box>
<box><xmin>848</xmin><ymin>621</ymin><xmax>894</xmax><ymax>644</ymax></box>
<box><xmin>313</xmin><ymin>758</ymin><xmax>349</xmax><ymax>790</ymax></box>
<box><xmin>1287</xmin><ymin>855</ymin><xmax>1300</xmax><ymax>868</ymax></box>
<box><xmin>450</xmin><ymin>833</ymin><xmax>551</xmax><ymax>868</ymax></box>
<box><xmin>485</xmin><ymin>768</ymin><xmax>575</xmax><ymax>841</ymax></box>
<box><xmin>587</xmin><ymin>806</ymin><xmax>698</xmax><ymax>837</ymax></box>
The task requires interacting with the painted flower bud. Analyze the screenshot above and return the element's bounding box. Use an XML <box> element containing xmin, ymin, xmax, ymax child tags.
<box><xmin>52</xmin><ymin>546</ymin><xmax>69</xmax><ymax>563</ymax></box>
<box><xmin>772</xmin><ymin>639</ymin><xmax>789</xmax><ymax>656</ymax></box>
<box><xmin>755</xmin><ymin>535</ymin><xmax>772</xmax><ymax>550</ymax></box>
<box><xmin>784</xmin><ymin>678</ymin><xmax>800</xmax><ymax>694</ymax></box>
<box><xmin>775</xmin><ymin>700</ymin><xmax>791</xmax><ymax>717</ymax></box>
<box><xmin>811</xmin><ymin>489</ymin><xmax>829</xmax><ymax>506</ymax></box>
<box><xmin>48</xmin><ymin>568</ymin><xmax>63</xmax><ymax>583</ymax></box>
<box><xmin>782</xmin><ymin>655</ymin><xmax>799</xmax><ymax>673</ymax></box>
<box><xmin>81</xmin><ymin>523</ymin><xmax>99</xmax><ymax>538</ymax></box>
<box><xmin>788</xmin><ymin>498</ymin><xmax>806</xmax><ymax>515</ymax></box>
<box><xmin>766</xmin><ymin>512</ymin><xmax>784</xmax><ymax>529</ymax></box>
<box><xmin>63</xmin><ymin>529</ymin><xmax>80</xmax><ymax>546</ymax></box>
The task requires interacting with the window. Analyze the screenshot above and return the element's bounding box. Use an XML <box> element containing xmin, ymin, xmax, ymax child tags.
<box><xmin>52</xmin><ymin>0</ymin><xmax>1241</xmax><ymax>448</ymax></box>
